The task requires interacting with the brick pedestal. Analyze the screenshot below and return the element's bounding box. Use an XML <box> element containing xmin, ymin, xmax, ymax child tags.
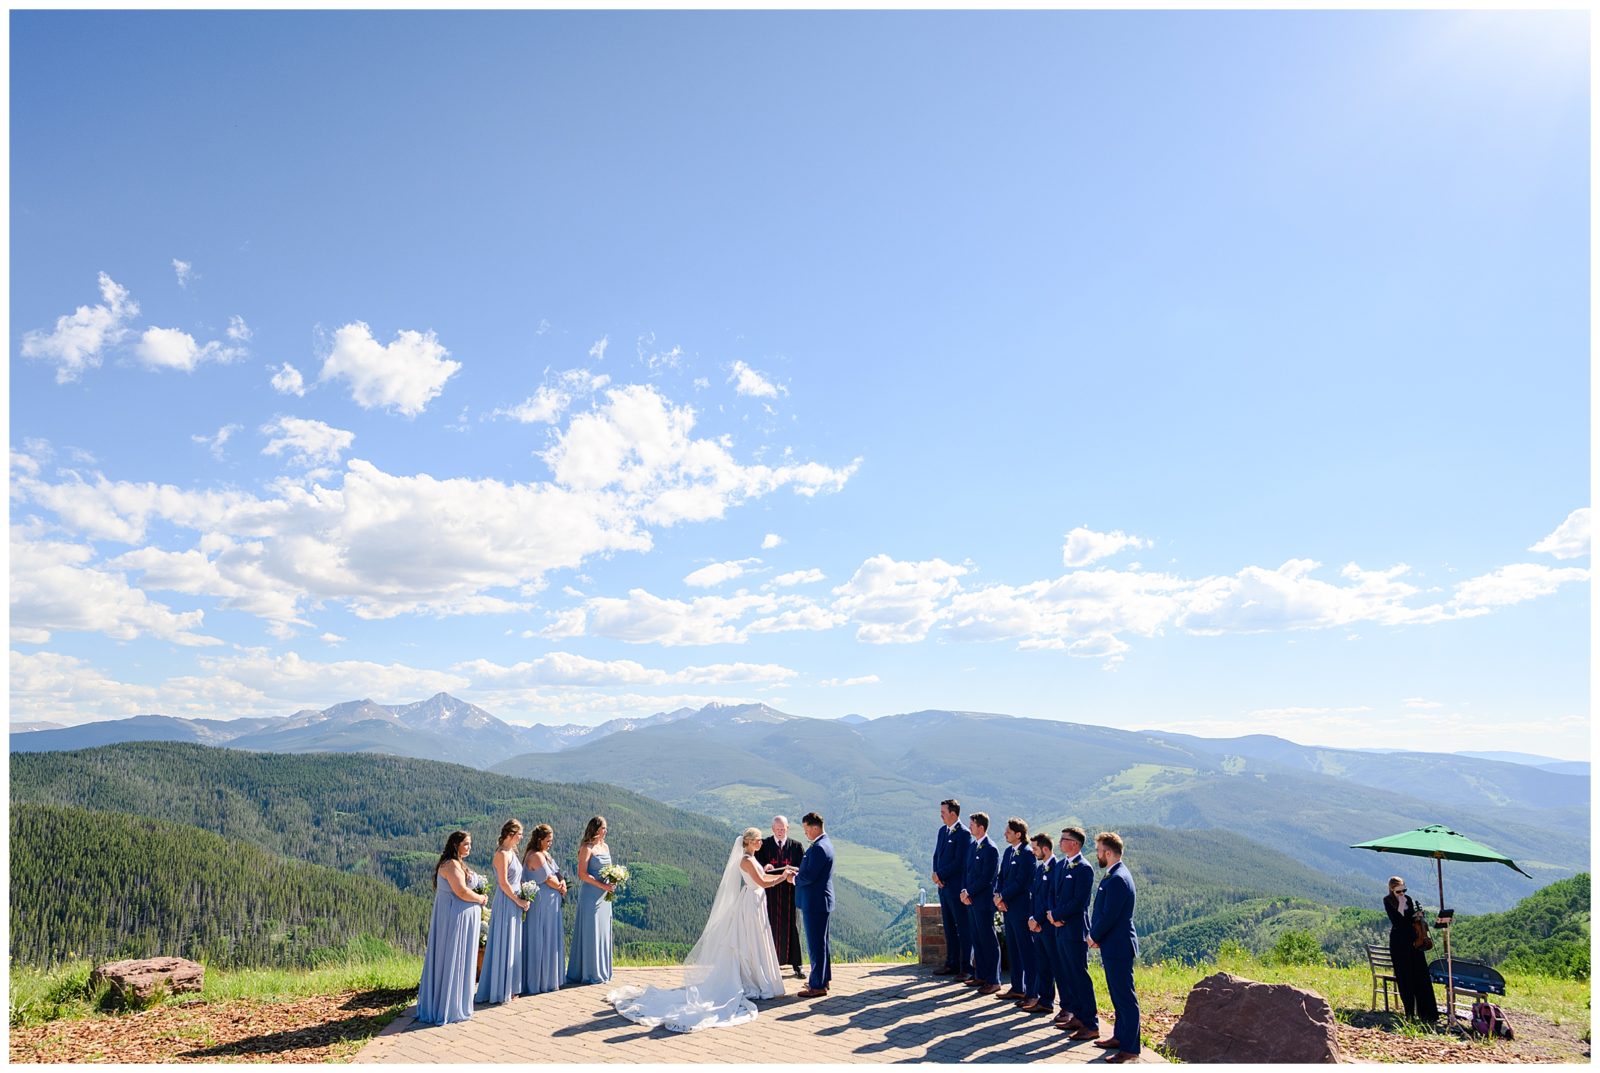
<box><xmin>917</xmin><ymin>904</ymin><xmax>946</xmax><ymax>966</ymax></box>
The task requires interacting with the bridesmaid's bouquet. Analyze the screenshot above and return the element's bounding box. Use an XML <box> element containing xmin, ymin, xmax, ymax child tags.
<box><xmin>599</xmin><ymin>863</ymin><xmax>629</xmax><ymax>902</ymax></box>
<box><xmin>518</xmin><ymin>880</ymin><xmax>540</xmax><ymax>902</ymax></box>
<box><xmin>468</xmin><ymin>871</ymin><xmax>490</xmax><ymax>895</ymax></box>
<box><xmin>479</xmin><ymin>905</ymin><xmax>491</xmax><ymax>946</ymax></box>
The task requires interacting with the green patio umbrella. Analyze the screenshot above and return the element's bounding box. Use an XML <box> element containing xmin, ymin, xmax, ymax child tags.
<box><xmin>1350</xmin><ymin>824</ymin><xmax>1532</xmax><ymax>1027</ymax></box>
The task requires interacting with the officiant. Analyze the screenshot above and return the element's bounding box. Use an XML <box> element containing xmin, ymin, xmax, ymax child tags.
<box><xmin>756</xmin><ymin>814</ymin><xmax>805</xmax><ymax>978</ymax></box>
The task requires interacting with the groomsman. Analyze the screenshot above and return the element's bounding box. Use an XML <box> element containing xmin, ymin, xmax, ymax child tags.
<box><xmin>1023</xmin><ymin>833</ymin><xmax>1057</xmax><ymax>1016</ymax></box>
<box><xmin>1053</xmin><ymin>828</ymin><xmax>1100</xmax><ymax>1038</ymax></box>
<box><xmin>1088</xmin><ymin>831</ymin><xmax>1140</xmax><ymax>1064</ymax></box>
<box><xmin>994</xmin><ymin>819</ymin><xmax>1034</xmax><ymax>1004</ymax></box>
<box><xmin>931</xmin><ymin>799</ymin><xmax>972</xmax><ymax>978</ymax></box>
<box><xmin>959</xmin><ymin>812</ymin><xmax>1001</xmax><ymax>994</ymax></box>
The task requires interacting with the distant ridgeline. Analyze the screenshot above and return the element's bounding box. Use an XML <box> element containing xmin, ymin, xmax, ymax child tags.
<box><xmin>6</xmin><ymin>741</ymin><xmax>1588</xmax><ymax>977</ymax></box>
<box><xmin>7</xmin><ymin>743</ymin><xmax>912</xmax><ymax>968</ymax></box>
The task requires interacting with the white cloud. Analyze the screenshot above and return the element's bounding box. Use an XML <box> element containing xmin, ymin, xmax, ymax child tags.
<box><xmin>191</xmin><ymin>423</ymin><xmax>241</xmax><ymax>460</ymax></box>
<box><xmin>769</xmin><ymin>568</ymin><xmax>825</xmax><ymax>588</ymax></box>
<box><xmin>728</xmin><ymin>360</ymin><xmax>785</xmax><ymax>398</ymax></box>
<box><xmin>1529</xmin><ymin>508</ymin><xmax>1590</xmax><ymax>561</ymax></box>
<box><xmin>762</xmin><ymin>533</ymin><xmax>783</xmax><ymax>550</ymax></box>
<box><xmin>1062</xmin><ymin>526</ymin><xmax>1149</xmax><ymax>568</ymax></box>
<box><xmin>589</xmin><ymin>336</ymin><xmax>609</xmax><ymax>361</ymax></box>
<box><xmin>636</xmin><ymin>334</ymin><xmax>683</xmax><ymax>372</ymax></box>
<box><xmin>819</xmin><ymin>675</ymin><xmax>879</xmax><ymax>687</ymax></box>
<box><xmin>541</xmin><ymin>384</ymin><xmax>858</xmax><ymax>525</ymax></box>
<box><xmin>830</xmin><ymin>555</ymin><xmax>969</xmax><ymax>643</ymax></box>
<box><xmin>172</xmin><ymin>259</ymin><xmax>194</xmax><ymax>288</ymax></box>
<box><xmin>227</xmin><ymin>315</ymin><xmax>252</xmax><ymax>342</ymax></box>
<box><xmin>458</xmin><ymin>652</ymin><xmax>797</xmax><ymax>688</ymax></box>
<box><xmin>493</xmin><ymin>369</ymin><xmax>610</xmax><ymax>425</ymax></box>
<box><xmin>135</xmin><ymin>326</ymin><xmax>246</xmax><ymax>372</ymax></box>
<box><xmin>260</xmin><ymin>416</ymin><xmax>355</xmax><ymax>467</ymax></box>
<box><xmin>319</xmin><ymin>321</ymin><xmax>461</xmax><ymax>416</ymax></box>
<box><xmin>13</xmin><ymin>380</ymin><xmax>854</xmax><ymax>630</ymax></box>
<box><xmin>21</xmin><ymin>272</ymin><xmax>140</xmax><ymax>383</ymax></box>
<box><xmin>1403</xmin><ymin>697</ymin><xmax>1443</xmax><ymax>710</ymax></box>
<box><xmin>684</xmin><ymin>558</ymin><xmax>760</xmax><ymax>588</ymax></box>
<box><xmin>1450</xmin><ymin>563</ymin><xmax>1589</xmax><ymax>609</ymax></box>
<box><xmin>271</xmin><ymin>362</ymin><xmax>307</xmax><ymax>396</ymax></box>
<box><xmin>10</xmin><ymin>531</ymin><xmax>221</xmax><ymax>647</ymax></box>
<box><xmin>320</xmin><ymin>632</ymin><xmax>346</xmax><ymax>645</ymax></box>
<box><xmin>577</xmin><ymin>590</ymin><xmax>782</xmax><ymax>646</ymax></box>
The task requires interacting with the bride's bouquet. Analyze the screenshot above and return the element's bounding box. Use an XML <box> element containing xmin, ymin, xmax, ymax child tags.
<box><xmin>599</xmin><ymin>863</ymin><xmax>629</xmax><ymax>902</ymax></box>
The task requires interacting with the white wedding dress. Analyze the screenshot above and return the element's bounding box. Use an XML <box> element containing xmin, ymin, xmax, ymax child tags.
<box><xmin>607</xmin><ymin>840</ymin><xmax>786</xmax><ymax>1032</ymax></box>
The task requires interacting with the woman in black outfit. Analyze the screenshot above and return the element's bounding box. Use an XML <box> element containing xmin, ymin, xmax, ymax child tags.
<box><xmin>1383</xmin><ymin>876</ymin><xmax>1439</xmax><ymax>1022</ymax></box>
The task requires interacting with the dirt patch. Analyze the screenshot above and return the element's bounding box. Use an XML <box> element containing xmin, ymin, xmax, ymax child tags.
<box><xmin>1150</xmin><ymin>1005</ymin><xmax>1589</xmax><ymax>1064</ymax></box>
<box><xmin>9</xmin><ymin>988</ymin><xmax>414</xmax><ymax>1064</ymax></box>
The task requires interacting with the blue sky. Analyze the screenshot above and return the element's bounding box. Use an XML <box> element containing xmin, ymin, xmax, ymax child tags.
<box><xmin>10</xmin><ymin>11</ymin><xmax>1591</xmax><ymax>757</ymax></box>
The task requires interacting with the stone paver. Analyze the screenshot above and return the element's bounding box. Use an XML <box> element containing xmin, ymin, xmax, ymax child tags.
<box><xmin>355</xmin><ymin>963</ymin><xmax>1163</xmax><ymax>1064</ymax></box>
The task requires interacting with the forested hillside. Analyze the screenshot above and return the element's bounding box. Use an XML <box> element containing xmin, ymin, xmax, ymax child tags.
<box><xmin>10</xmin><ymin>804</ymin><xmax>430</xmax><ymax>968</ymax></box>
<box><xmin>8</xmin><ymin>743</ymin><xmax>909</xmax><ymax>960</ymax></box>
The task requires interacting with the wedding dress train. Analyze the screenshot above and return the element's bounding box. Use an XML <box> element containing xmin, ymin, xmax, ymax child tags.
<box><xmin>607</xmin><ymin>840</ymin><xmax>786</xmax><ymax>1032</ymax></box>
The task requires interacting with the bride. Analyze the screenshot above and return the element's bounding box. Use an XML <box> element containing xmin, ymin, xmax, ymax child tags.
<box><xmin>607</xmin><ymin>826</ymin><xmax>793</xmax><ymax>1032</ymax></box>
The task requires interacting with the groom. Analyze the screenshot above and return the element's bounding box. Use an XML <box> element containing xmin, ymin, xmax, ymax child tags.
<box><xmin>791</xmin><ymin>811</ymin><xmax>834</xmax><ymax>998</ymax></box>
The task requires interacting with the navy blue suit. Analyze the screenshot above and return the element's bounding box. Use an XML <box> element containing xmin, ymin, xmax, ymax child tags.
<box><xmin>795</xmin><ymin>832</ymin><xmax>835</xmax><ymax>991</ymax></box>
<box><xmin>1026</xmin><ymin>857</ymin><xmax>1056</xmax><ymax>1008</ymax></box>
<box><xmin>1090</xmin><ymin>859</ymin><xmax>1139</xmax><ymax>1054</ymax></box>
<box><xmin>932</xmin><ymin>822</ymin><xmax>972</xmax><ymax>973</ymax></box>
<box><xmin>997</xmin><ymin>842</ymin><xmax>1035</xmax><ymax>995</ymax></box>
<box><xmin>1052</xmin><ymin>852</ymin><xmax>1099</xmax><ymax>1030</ymax></box>
<box><xmin>961</xmin><ymin>833</ymin><xmax>1000</xmax><ymax>984</ymax></box>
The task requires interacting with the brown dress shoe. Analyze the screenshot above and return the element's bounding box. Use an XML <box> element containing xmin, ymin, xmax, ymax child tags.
<box><xmin>962</xmin><ymin>977</ymin><xmax>981</xmax><ymax>987</ymax></box>
<box><xmin>998</xmin><ymin>990</ymin><xmax>1026</xmax><ymax>1001</ymax></box>
<box><xmin>1068</xmin><ymin>1027</ymin><xmax>1101</xmax><ymax>1040</ymax></box>
<box><xmin>796</xmin><ymin>987</ymin><xmax>828</xmax><ymax>998</ymax></box>
<box><xmin>1092</xmin><ymin>1037</ymin><xmax>1122</xmax><ymax>1049</ymax></box>
<box><xmin>1105</xmin><ymin>1052</ymin><xmax>1139</xmax><ymax>1064</ymax></box>
<box><xmin>1054</xmin><ymin>1013</ymin><xmax>1078</xmax><ymax>1027</ymax></box>
<box><xmin>977</xmin><ymin>983</ymin><xmax>1001</xmax><ymax>995</ymax></box>
<box><xmin>931</xmin><ymin>967</ymin><xmax>959</xmax><ymax>976</ymax></box>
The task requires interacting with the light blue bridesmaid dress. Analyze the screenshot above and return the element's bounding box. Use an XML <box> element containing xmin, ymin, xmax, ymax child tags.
<box><xmin>416</xmin><ymin>869</ymin><xmax>480</xmax><ymax>1025</ymax></box>
<box><xmin>522</xmin><ymin>855</ymin><xmax>565</xmax><ymax>995</ymax></box>
<box><xmin>566</xmin><ymin>846</ymin><xmax>613</xmax><ymax>985</ymax></box>
<box><xmin>474</xmin><ymin>852</ymin><xmax>524</xmax><ymax>1004</ymax></box>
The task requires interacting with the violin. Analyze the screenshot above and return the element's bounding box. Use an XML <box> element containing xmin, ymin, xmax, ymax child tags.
<box><xmin>1411</xmin><ymin>901</ymin><xmax>1434</xmax><ymax>951</ymax></box>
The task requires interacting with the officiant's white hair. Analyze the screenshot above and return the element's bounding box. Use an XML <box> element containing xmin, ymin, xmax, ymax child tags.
<box><xmin>772</xmin><ymin>815</ymin><xmax>788</xmax><ymax>826</ymax></box>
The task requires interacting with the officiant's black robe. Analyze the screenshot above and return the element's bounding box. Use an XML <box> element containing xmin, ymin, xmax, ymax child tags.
<box><xmin>756</xmin><ymin>834</ymin><xmax>805</xmax><ymax>969</ymax></box>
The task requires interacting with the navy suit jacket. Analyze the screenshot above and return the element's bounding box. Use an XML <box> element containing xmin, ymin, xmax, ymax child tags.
<box><xmin>998</xmin><ymin>843</ymin><xmax>1033</xmax><ymax>911</ymax></box>
<box><xmin>795</xmin><ymin>832</ymin><xmax>835</xmax><ymax>913</ymax></box>
<box><xmin>1029</xmin><ymin>858</ymin><xmax>1054</xmax><ymax>927</ymax></box>
<box><xmin>1089</xmin><ymin>859</ymin><xmax>1139</xmax><ymax>960</ymax></box>
<box><xmin>962</xmin><ymin>834</ymin><xmax>1000</xmax><ymax>900</ymax></box>
<box><xmin>933</xmin><ymin>822</ymin><xmax>971</xmax><ymax>886</ymax></box>
<box><xmin>1051</xmin><ymin>853</ymin><xmax>1095</xmax><ymax>940</ymax></box>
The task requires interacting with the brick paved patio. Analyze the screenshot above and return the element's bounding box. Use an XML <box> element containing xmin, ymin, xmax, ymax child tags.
<box><xmin>355</xmin><ymin>962</ymin><xmax>1164</xmax><ymax>1063</ymax></box>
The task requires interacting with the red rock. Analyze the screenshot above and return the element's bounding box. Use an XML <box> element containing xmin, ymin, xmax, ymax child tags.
<box><xmin>90</xmin><ymin>957</ymin><xmax>205</xmax><ymax>1003</ymax></box>
<box><xmin>1164</xmin><ymin>971</ymin><xmax>1343</xmax><ymax>1063</ymax></box>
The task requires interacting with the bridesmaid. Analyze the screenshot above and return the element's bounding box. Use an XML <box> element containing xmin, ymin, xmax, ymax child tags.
<box><xmin>521</xmin><ymin>823</ymin><xmax>568</xmax><ymax>995</ymax></box>
<box><xmin>566</xmin><ymin>815</ymin><xmax>615</xmax><ymax>985</ymax></box>
<box><xmin>416</xmin><ymin>830</ymin><xmax>488</xmax><ymax>1025</ymax></box>
<box><xmin>475</xmin><ymin>819</ymin><xmax>532</xmax><ymax>1005</ymax></box>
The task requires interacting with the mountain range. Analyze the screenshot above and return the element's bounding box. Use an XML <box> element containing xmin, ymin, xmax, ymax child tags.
<box><xmin>7</xmin><ymin>693</ymin><xmax>699</xmax><ymax>769</ymax></box>
<box><xmin>11</xmin><ymin>696</ymin><xmax>1587</xmax><ymax>914</ymax></box>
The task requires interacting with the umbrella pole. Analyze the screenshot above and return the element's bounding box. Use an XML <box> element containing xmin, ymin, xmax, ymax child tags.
<box><xmin>1437</xmin><ymin>856</ymin><xmax>1456</xmax><ymax>1029</ymax></box>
